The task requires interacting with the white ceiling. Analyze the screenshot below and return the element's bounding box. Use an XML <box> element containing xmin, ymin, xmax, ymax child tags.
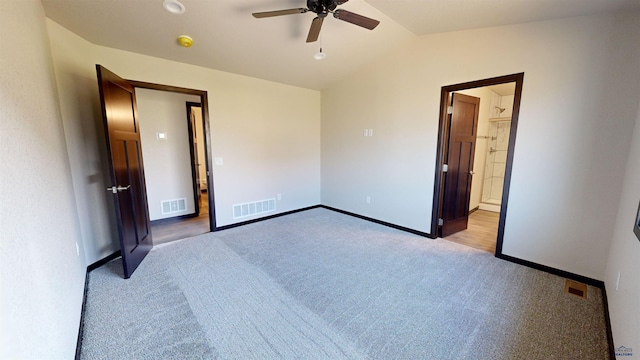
<box><xmin>366</xmin><ymin>0</ymin><xmax>640</xmax><ymax>36</ymax></box>
<box><xmin>488</xmin><ymin>83</ymin><xmax>516</xmax><ymax>96</ymax></box>
<box><xmin>41</xmin><ymin>0</ymin><xmax>640</xmax><ymax>90</ymax></box>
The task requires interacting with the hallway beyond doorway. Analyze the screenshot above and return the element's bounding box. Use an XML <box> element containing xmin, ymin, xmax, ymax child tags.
<box><xmin>151</xmin><ymin>192</ymin><xmax>210</xmax><ymax>245</ymax></box>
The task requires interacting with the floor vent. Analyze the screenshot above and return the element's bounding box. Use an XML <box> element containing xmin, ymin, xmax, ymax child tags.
<box><xmin>565</xmin><ymin>280</ymin><xmax>588</xmax><ymax>299</ymax></box>
<box><xmin>161</xmin><ymin>198</ymin><xmax>187</xmax><ymax>215</ymax></box>
<box><xmin>233</xmin><ymin>198</ymin><xmax>276</xmax><ymax>219</ymax></box>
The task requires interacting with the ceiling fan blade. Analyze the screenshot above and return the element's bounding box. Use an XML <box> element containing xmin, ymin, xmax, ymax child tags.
<box><xmin>333</xmin><ymin>9</ymin><xmax>380</xmax><ymax>30</ymax></box>
<box><xmin>252</xmin><ymin>8</ymin><xmax>307</xmax><ymax>18</ymax></box>
<box><xmin>306</xmin><ymin>16</ymin><xmax>324</xmax><ymax>43</ymax></box>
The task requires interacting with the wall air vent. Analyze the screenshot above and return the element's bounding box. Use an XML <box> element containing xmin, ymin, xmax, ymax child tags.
<box><xmin>233</xmin><ymin>198</ymin><xmax>276</xmax><ymax>219</ymax></box>
<box><xmin>161</xmin><ymin>198</ymin><xmax>187</xmax><ymax>215</ymax></box>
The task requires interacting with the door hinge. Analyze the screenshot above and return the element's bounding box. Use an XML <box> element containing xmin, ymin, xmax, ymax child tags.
<box><xmin>442</xmin><ymin>164</ymin><xmax>448</xmax><ymax>172</ymax></box>
<box><xmin>447</xmin><ymin>106</ymin><xmax>453</xmax><ymax>115</ymax></box>
<box><xmin>438</xmin><ymin>218</ymin><xmax>444</xmax><ymax>226</ymax></box>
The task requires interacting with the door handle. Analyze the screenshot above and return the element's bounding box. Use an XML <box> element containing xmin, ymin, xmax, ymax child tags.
<box><xmin>468</xmin><ymin>171</ymin><xmax>475</xmax><ymax>175</ymax></box>
<box><xmin>107</xmin><ymin>185</ymin><xmax>131</xmax><ymax>193</ymax></box>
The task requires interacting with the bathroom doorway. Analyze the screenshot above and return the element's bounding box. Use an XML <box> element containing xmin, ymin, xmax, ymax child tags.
<box><xmin>431</xmin><ymin>73</ymin><xmax>524</xmax><ymax>256</ymax></box>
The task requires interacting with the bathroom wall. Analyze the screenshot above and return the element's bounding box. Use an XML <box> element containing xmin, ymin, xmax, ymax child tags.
<box><xmin>482</xmin><ymin>119</ymin><xmax>511</xmax><ymax>204</ymax></box>
<box><xmin>456</xmin><ymin>87</ymin><xmax>514</xmax><ymax>211</ymax></box>
<box><xmin>500</xmin><ymin>95</ymin><xmax>514</xmax><ymax>118</ymax></box>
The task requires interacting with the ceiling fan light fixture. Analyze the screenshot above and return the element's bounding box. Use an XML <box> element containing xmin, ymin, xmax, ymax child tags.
<box><xmin>314</xmin><ymin>48</ymin><xmax>326</xmax><ymax>60</ymax></box>
<box><xmin>163</xmin><ymin>0</ymin><xmax>185</xmax><ymax>14</ymax></box>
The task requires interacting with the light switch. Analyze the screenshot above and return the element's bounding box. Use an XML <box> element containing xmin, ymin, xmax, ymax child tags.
<box><xmin>214</xmin><ymin>157</ymin><xmax>223</xmax><ymax>166</ymax></box>
<box><xmin>157</xmin><ymin>132</ymin><xmax>167</xmax><ymax>140</ymax></box>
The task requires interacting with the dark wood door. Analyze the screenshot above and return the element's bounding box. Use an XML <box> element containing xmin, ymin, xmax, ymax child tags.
<box><xmin>96</xmin><ymin>65</ymin><xmax>152</xmax><ymax>279</ymax></box>
<box><xmin>441</xmin><ymin>93</ymin><xmax>480</xmax><ymax>237</ymax></box>
<box><xmin>187</xmin><ymin>103</ymin><xmax>201</xmax><ymax>214</ymax></box>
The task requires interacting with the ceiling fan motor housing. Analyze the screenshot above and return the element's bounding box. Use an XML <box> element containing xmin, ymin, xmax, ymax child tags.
<box><xmin>307</xmin><ymin>0</ymin><xmax>340</xmax><ymax>14</ymax></box>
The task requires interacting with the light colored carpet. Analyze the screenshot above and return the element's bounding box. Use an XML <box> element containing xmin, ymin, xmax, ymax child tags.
<box><xmin>80</xmin><ymin>261</ymin><xmax>215</xmax><ymax>359</ymax></box>
<box><xmin>80</xmin><ymin>208</ymin><xmax>609</xmax><ymax>359</ymax></box>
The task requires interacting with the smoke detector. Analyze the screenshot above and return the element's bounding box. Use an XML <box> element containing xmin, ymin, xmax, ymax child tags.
<box><xmin>177</xmin><ymin>35</ymin><xmax>193</xmax><ymax>48</ymax></box>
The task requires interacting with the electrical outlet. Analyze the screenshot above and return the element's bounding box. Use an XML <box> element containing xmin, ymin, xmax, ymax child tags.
<box><xmin>616</xmin><ymin>272</ymin><xmax>620</xmax><ymax>291</ymax></box>
<box><xmin>366</xmin><ymin>196</ymin><xmax>371</xmax><ymax>204</ymax></box>
<box><xmin>277</xmin><ymin>193</ymin><xmax>282</xmax><ymax>201</ymax></box>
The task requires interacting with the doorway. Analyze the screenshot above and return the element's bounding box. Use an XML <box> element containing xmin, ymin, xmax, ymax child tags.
<box><xmin>130</xmin><ymin>81</ymin><xmax>216</xmax><ymax>245</ymax></box>
<box><xmin>431</xmin><ymin>73</ymin><xmax>524</xmax><ymax>256</ymax></box>
<box><xmin>186</xmin><ymin>102</ymin><xmax>205</xmax><ymax>215</ymax></box>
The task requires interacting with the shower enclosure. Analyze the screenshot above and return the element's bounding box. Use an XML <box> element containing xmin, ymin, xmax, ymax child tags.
<box><xmin>481</xmin><ymin>120</ymin><xmax>511</xmax><ymax>207</ymax></box>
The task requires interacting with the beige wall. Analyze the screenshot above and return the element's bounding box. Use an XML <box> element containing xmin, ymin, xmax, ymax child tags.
<box><xmin>605</xmin><ymin>99</ymin><xmax>640</xmax><ymax>352</ymax></box>
<box><xmin>46</xmin><ymin>19</ymin><xmax>321</xmax><ymax>263</ymax></box>
<box><xmin>136</xmin><ymin>88</ymin><xmax>201</xmax><ymax>221</ymax></box>
<box><xmin>92</xmin><ymin>47</ymin><xmax>320</xmax><ymax>226</ymax></box>
<box><xmin>321</xmin><ymin>13</ymin><xmax>640</xmax><ymax>280</ymax></box>
<box><xmin>0</xmin><ymin>1</ymin><xmax>86</xmax><ymax>358</ymax></box>
<box><xmin>47</xmin><ymin>16</ymin><xmax>118</xmax><ymax>266</ymax></box>
<box><xmin>6</xmin><ymin>5</ymin><xmax>637</xmax><ymax>356</ymax></box>
<box><xmin>93</xmin><ymin>44</ymin><xmax>322</xmax><ymax>227</ymax></box>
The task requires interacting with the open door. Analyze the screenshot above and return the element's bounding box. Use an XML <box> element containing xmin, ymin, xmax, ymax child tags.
<box><xmin>97</xmin><ymin>65</ymin><xmax>152</xmax><ymax>279</ymax></box>
<box><xmin>186</xmin><ymin>102</ymin><xmax>202</xmax><ymax>215</ymax></box>
<box><xmin>441</xmin><ymin>93</ymin><xmax>480</xmax><ymax>237</ymax></box>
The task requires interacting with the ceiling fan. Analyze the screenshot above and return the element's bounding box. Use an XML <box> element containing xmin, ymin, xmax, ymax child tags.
<box><xmin>252</xmin><ymin>0</ymin><xmax>380</xmax><ymax>43</ymax></box>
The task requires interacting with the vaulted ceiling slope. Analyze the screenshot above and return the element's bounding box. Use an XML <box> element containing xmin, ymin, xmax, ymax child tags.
<box><xmin>366</xmin><ymin>0</ymin><xmax>640</xmax><ymax>36</ymax></box>
<box><xmin>41</xmin><ymin>0</ymin><xmax>640</xmax><ymax>90</ymax></box>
